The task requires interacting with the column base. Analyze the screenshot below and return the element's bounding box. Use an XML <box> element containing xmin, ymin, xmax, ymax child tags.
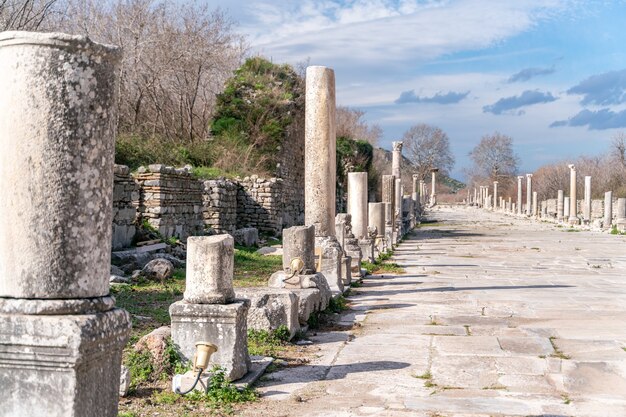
<box><xmin>569</xmin><ymin>217</ymin><xmax>581</xmax><ymax>225</ymax></box>
<box><xmin>358</xmin><ymin>238</ymin><xmax>375</xmax><ymax>264</ymax></box>
<box><xmin>315</xmin><ymin>236</ymin><xmax>344</xmax><ymax>293</ymax></box>
<box><xmin>0</xmin><ymin>308</ymin><xmax>130</xmax><ymax>417</ymax></box>
<box><xmin>170</xmin><ymin>300</ymin><xmax>250</xmax><ymax>381</ymax></box>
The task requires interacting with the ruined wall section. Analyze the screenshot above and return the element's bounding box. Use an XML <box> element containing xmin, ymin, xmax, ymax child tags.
<box><xmin>112</xmin><ymin>164</ymin><xmax>139</xmax><ymax>249</ymax></box>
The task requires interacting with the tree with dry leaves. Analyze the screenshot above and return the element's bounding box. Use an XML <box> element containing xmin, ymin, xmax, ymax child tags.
<box><xmin>467</xmin><ymin>132</ymin><xmax>519</xmax><ymax>196</ymax></box>
<box><xmin>336</xmin><ymin>106</ymin><xmax>382</xmax><ymax>147</ymax></box>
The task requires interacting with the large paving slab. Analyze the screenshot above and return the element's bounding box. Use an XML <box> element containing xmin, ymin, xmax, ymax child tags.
<box><xmin>243</xmin><ymin>206</ymin><xmax>626</xmax><ymax>416</ymax></box>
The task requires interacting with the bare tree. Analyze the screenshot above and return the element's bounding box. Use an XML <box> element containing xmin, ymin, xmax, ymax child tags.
<box><xmin>336</xmin><ymin>106</ymin><xmax>382</xmax><ymax>146</ymax></box>
<box><xmin>402</xmin><ymin>123</ymin><xmax>454</xmax><ymax>180</ymax></box>
<box><xmin>610</xmin><ymin>132</ymin><xmax>626</xmax><ymax>168</ymax></box>
<box><xmin>1</xmin><ymin>0</ymin><xmax>60</xmax><ymax>30</ymax></box>
<box><xmin>55</xmin><ymin>0</ymin><xmax>246</xmax><ymax>143</ymax></box>
<box><xmin>467</xmin><ymin>132</ymin><xmax>519</xmax><ymax>196</ymax></box>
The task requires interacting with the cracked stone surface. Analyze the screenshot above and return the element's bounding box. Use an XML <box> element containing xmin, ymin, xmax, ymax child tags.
<box><xmin>243</xmin><ymin>206</ymin><xmax>626</xmax><ymax>416</ymax></box>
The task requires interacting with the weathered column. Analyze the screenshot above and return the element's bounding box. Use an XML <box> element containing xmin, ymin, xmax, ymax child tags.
<box><xmin>508</xmin><ymin>197</ymin><xmax>512</xmax><ymax>213</ymax></box>
<box><xmin>493</xmin><ymin>181</ymin><xmax>499</xmax><ymax>211</ymax></box>
<box><xmin>347</xmin><ymin>172</ymin><xmax>368</xmax><ymax>240</ymax></box>
<box><xmin>281</xmin><ymin>225</ymin><xmax>316</xmax><ymax>275</ymax></box>
<box><xmin>564</xmin><ymin>197</ymin><xmax>570</xmax><ymax>221</ymax></box>
<box><xmin>568</xmin><ymin>164</ymin><xmax>579</xmax><ymax>224</ymax></box>
<box><xmin>395</xmin><ymin>178</ymin><xmax>402</xmax><ymax>241</ymax></box>
<box><xmin>305</xmin><ymin>66</ymin><xmax>336</xmax><ymax>237</ymax></box>
<box><xmin>517</xmin><ymin>176</ymin><xmax>524</xmax><ymax>215</ymax></box>
<box><xmin>369</xmin><ymin>202</ymin><xmax>386</xmax><ymax>255</ymax></box>
<box><xmin>616</xmin><ymin>198</ymin><xmax>626</xmax><ymax>230</ymax></box>
<box><xmin>412</xmin><ymin>174</ymin><xmax>420</xmax><ymax>216</ymax></box>
<box><xmin>526</xmin><ymin>174</ymin><xmax>533</xmax><ymax>216</ymax></box>
<box><xmin>473</xmin><ymin>188</ymin><xmax>478</xmax><ymax>206</ymax></box>
<box><xmin>0</xmin><ymin>32</ymin><xmax>130</xmax><ymax>417</ymax></box>
<box><xmin>584</xmin><ymin>176</ymin><xmax>592</xmax><ymax>223</ymax></box>
<box><xmin>382</xmin><ymin>175</ymin><xmax>395</xmax><ymax>247</ymax></box>
<box><xmin>171</xmin><ymin>235</ymin><xmax>250</xmax><ymax>381</ymax></box>
<box><xmin>604</xmin><ymin>191</ymin><xmax>613</xmax><ymax>228</ymax></box>
<box><xmin>392</xmin><ymin>141</ymin><xmax>403</xmax><ymax>179</ymax></box>
<box><xmin>430</xmin><ymin>168</ymin><xmax>438</xmax><ymax>206</ymax></box>
<box><xmin>304</xmin><ymin>66</ymin><xmax>342</xmax><ymax>292</ymax></box>
<box><xmin>557</xmin><ymin>190</ymin><xmax>564</xmax><ymax>222</ymax></box>
<box><xmin>532</xmin><ymin>191</ymin><xmax>538</xmax><ymax>217</ymax></box>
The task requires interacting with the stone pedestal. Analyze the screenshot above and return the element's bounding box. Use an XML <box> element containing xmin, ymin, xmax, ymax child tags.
<box><xmin>305</xmin><ymin>66</ymin><xmax>336</xmax><ymax>237</ymax></box>
<box><xmin>170</xmin><ymin>301</ymin><xmax>250</xmax><ymax>380</ymax></box>
<box><xmin>315</xmin><ymin>236</ymin><xmax>344</xmax><ymax>293</ymax></box>
<box><xmin>0</xmin><ymin>32</ymin><xmax>130</xmax><ymax>417</ymax></box>
<box><xmin>282</xmin><ymin>225</ymin><xmax>316</xmax><ymax>275</ymax></box>
<box><xmin>359</xmin><ymin>238</ymin><xmax>375</xmax><ymax>264</ymax></box>
<box><xmin>383</xmin><ymin>202</ymin><xmax>393</xmax><ymax>250</ymax></box>
<box><xmin>604</xmin><ymin>191</ymin><xmax>613</xmax><ymax>228</ymax></box>
<box><xmin>171</xmin><ymin>234</ymin><xmax>249</xmax><ymax>380</ymax></box>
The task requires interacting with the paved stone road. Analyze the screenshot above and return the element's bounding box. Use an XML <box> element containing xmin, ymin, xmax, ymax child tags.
<box><xmin>246</xmin><ymin>206</ymin><xmax>626</xmax><ymax>417</ymax></box>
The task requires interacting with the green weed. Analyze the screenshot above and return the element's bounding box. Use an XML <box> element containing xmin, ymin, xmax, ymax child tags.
<box><xmin>247</xmin><ymin>325</ymin><xmax>290</xmax><ymax>357</ymax></box>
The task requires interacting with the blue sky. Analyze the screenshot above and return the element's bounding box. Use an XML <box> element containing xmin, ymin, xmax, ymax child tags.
<box><xmin>205</xmin><ymin>0</ymin><xmax>626</xmax><ymax>180</ymax></box>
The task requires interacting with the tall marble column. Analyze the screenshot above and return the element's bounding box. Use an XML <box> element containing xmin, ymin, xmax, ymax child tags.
<box><xmin>392</xmin><ymin>141</ymin><xmax>403</xmax><ymax>179</ymax></box>
<box><xmin>564</xmin><ymin>197</ymin><xmax>570</xmax><ymax>222</ymax></box>
<box><xmin>604</xmin><ymin>191</ymin><xmax>613</xmax><ymax>228</ymax></box>
<box><xmin>430</xmin><ymin>168</ymin><xmax>438</xmax><ymax>206</ymax></box>
<box><xmin>532</xmin><ymin>191</ymin><xmax>538</xmax><ymax>217</ymax></box>
<box><xmin>474</xmin><ymin>188</ymin><xmax>478</xmax><ymax>206</ymax></box>
<box><xmin>0</xmin><ymin>32</ymin><xmax>130</xmax><ymax>417</ymax></box>
<box><xmin>304</xmin><ymin>66</ymin><xmax>342</xmax><ymax>292</ymax></box>
<box><xmin>517</xmin><ymin>176</ymin><xmax>524</xmax><ymax>215</ymax></box>
<box><xmin>526</xmin><ymin>174</ymin><xmax>533</xmax><ymax>216</ymax></box>
<box><xmin>568</xmin><ymin>164</ymin><xmax>579</xmax><ymax>224</ymax></box>
<box><xmin>557</xmin><ymin>190</ymin><xmax>564</xmax><ymax>222</ymax></box>
<box><xmin>583</xmin><ymin>175</ymin><xmax>592</xmax><ymax>223</ymax></box>
<box><xmin>347</xmin><ymin>172</ymin><xmax>368</xmax><ymax>240</ymax></box>
<box><xmin>617</xmin><ymin>198</ymin><xmax>626</xmax><ymax>230</ymax></box>
<box><xmin>412</xmin><ymin>174</ymin><xmax>420</xmax><ymax>216</ymax></box>
<box><xmin>305</xmin><ymin>66</ymin><xmax>336</xmax><ymax>237</ymax></box>
<box><xmin>493</xmin><ymin>181</ymin><xmax>499</xmax><ymax>211</ymax></box>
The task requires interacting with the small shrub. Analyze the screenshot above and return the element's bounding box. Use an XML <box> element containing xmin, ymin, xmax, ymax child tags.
<box><xmin>247</xmin><ymin>326</ymin><xmax>290</xmax><ymax>357</ymax></box>
<box><xmin>186</xmin><ymin>366</ymin><xmax>257</xmax><ymax>405</ymax></box>
<box><xmin>327</xmin><ymin>295</ymin><xmax>348</xmax><ymax>313</ymax></box>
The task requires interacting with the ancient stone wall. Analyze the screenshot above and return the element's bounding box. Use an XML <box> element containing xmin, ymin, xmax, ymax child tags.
<box><xmin>202</xmin><ymin>179</ymin><xmax>238</xmax><ymax>234</ymax></box>
<box><xmin>237</xmin><ymin>176</ymin><xmax>284</xmax><ymax>235</ymax></box>
<box><xmin>135</xmin><ymin>165</ymin><xmax>203</xmax><ymax>240</ymax></box>
<box><xmin>276</xmin><ymin>107</ymin><xmax>305</xmax><ymax>228</ymax></box>
<box><xmin>112</xmin><ymin>165</ymin><xmax>139</xmax><ymax>249</ymax></box>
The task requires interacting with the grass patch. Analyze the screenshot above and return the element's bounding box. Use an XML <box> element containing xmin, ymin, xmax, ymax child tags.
<box><xmin>247</xmin><ymin>326</ymin><xmax>291</xmax><ymax>357</ymax></box>
<box><xmin>192</xmin><ymin>166</ymin><xmax>236</xmax><ymax>180</ymax></box>
<box><xmin>549</xmin><ymin>337</ymin><xmax>571</xmax><ymax>360</ymax></box>
<box><xmin>307</xmin><ymin>295</ymin><xmax>349</xmax><ymax>329</ymax></box>
<box><xmin>185</xmin><ymin>366</ymin><xmax>257</xmax><ymax>406</ymax></box>
<box><xmin>463</xmin><ymin>325</ymin><xmax>471</xmax><ymax>336</ymax></box>
<box><xmin>361</xmin><ymin>249</ymin><xmax>405</xmax><ymax>275</ymax></box>
<box><xmin>233</xmin><ymin>246</ymin><xmax>282</xmax><ymax>287</ymax></box>
<box><xmin>414</xmin><ymin>371</ymin><xmax>432</xmax><ymax>380</ymax></box>
<box><xmin>111</xmin><ymin>270</ymin><xmax>186</xmax><ymax>337</ymax></box>
<box><xmin>562</xmin><ymin>394</ymin><xmax>572</xmax><ymax>404</ymax></box>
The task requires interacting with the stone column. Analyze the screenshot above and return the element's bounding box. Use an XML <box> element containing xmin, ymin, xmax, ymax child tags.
<box><xmin>508</xmin><ymin>197</ymin><xmax>512</xmax><ymax>213</ymax></box>
<box><xmin>412</xmin><ymin>174</ymin><xmax>420</xmax><ymax>217</ymax></box>
<box><xmin>604</xmin><ymin>191</ymin><xmax>613</xmax><ymax>228</ymax></box>
<box><xmin>557</xmin><ymin>190</ymin><xmax>564</xmax><ymax>222</ymax></box>
<box><xmin>564</xmin><ymin>197</ymin><xmax>570</xmax><ymax>221</ymax></box>
<box><xmin>493</xmin><ymin>181</ymin><xmax>499</xmax><ymax>211</ymax></box>
<box><xmin>392</xmin><ymin>141</ymin><xmax>403</xmax><ymax>179</ymax></box>
<box><xmin>616</xmin><ymin>198</ymin><xmax>626</xmax><ymax>230</ymax></box>
<box><xmin>171</xmin><ymin>235</ymin><xmax>250</xmax><ymax>380</ymax></box>
<box><xmin>0</xmin><ymin>32</ymin><xmax>130</xmax><ymax>417</ymax></box>
<box><xmin>568</xmin><ymin>164</ymin><xmax>579</xmax><ymax>224</ymax></box>
<box><xmin>517</xmin><ymin>176</ymin><xmax>524</xmax><ymax>215</ymax></box>
<box><xmin>369</xmin><ymin>202</ymin><xmax>386</xmax><ymax>255</ymax></box>
<box><xmin>395</xmin><ymin>178</ymin><xmax>402</xmax><ymax>241</ymax></box>
<box><xmin>347</xmin><ymin>172</ymin><xmax>368</xmax><ymax>240</ymax></box>
<box><xmin>304</xmin><ymin>66</ymin><xmax>342</xmax><ymax>292</ymax></box>
<box><xmin>382</xmin><ymin>175</ymin><xmax>395</xmax><ymax>247</ymax></box>
<box><xmin>473</xmin><ymin>188</ymin><xmax>478</xmax><ymax>206</ymax></box>
<box><xmin>584</xmin><ymin>176</ymin><xmax>592</xmax><ymax>223</ymax></box>
<box><xmin>305</xmin><ymin>66</ymin><xmax>336</xmax><ymax>237</ymax></box>
<box><xmin>532</xmin><ymin>191</ymin><xmax>538</xmax><ymax>217</ymax></box>
<box><xmin>526</xmin><ymin>174</ymin><xmax>533</xmax><ymax>216</ymax></box>
<box><xmin>430</xmin><ymin>168</ymin><xmax>438</xmax><ymax>206</ymax></box>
